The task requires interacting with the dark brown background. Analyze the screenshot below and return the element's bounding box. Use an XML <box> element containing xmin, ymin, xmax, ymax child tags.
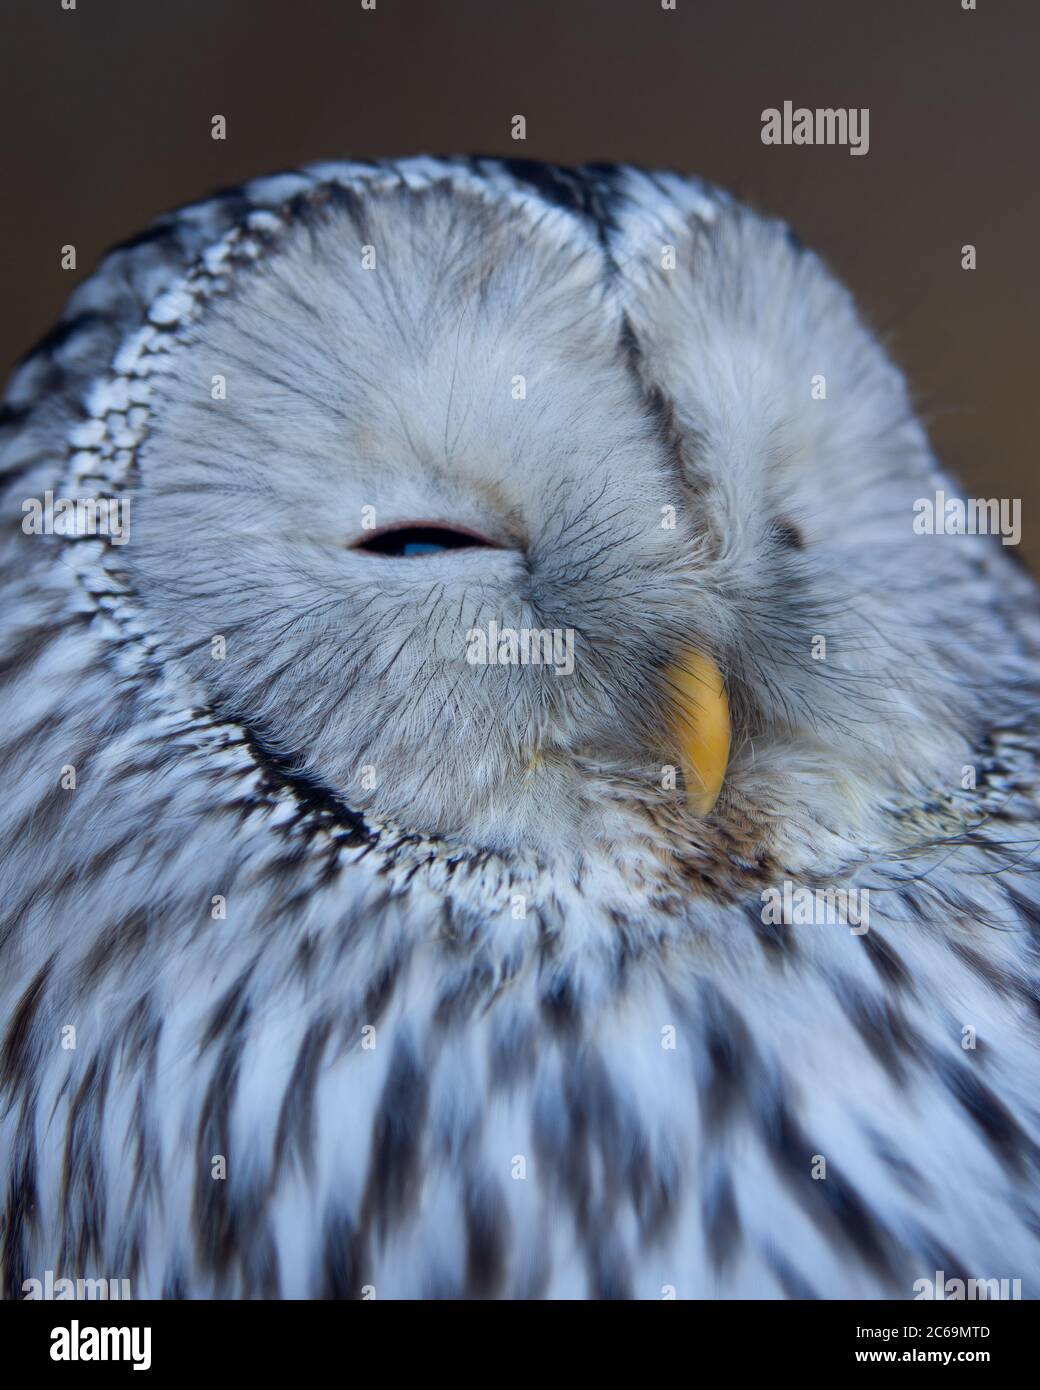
<box><xmin>3</xmin><ymin>0</ymin><xmax>1037</xmax><ymax>566</ymax></box>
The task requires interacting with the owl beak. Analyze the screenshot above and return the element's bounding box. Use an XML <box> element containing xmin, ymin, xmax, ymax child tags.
<box><xmin>663</xmin><ymin>651</ymin><xmax>731</xmax><ymax>815</ymax></box>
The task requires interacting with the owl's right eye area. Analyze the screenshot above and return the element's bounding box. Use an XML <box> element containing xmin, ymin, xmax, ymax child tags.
<box><xmin>351</xmin><ymin>524</ymin><xmax>501</xmax><ymax>557</ymax></box>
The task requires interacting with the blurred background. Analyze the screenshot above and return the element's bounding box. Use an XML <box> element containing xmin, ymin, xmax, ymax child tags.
<box><xmin>2</xmin><ymin>0</ymin><xmax>1038</xmax><ymax>567</ymax></box>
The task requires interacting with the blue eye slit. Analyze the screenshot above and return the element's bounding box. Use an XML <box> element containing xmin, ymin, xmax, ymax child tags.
<box><xmin>353</xmin><ymin>525</ymin><xmax>498</xmax><ymax>557</ymax></box>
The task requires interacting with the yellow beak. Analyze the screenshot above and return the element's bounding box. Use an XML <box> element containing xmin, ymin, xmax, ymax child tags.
<box><xmin>663</xmin><ymin>651</ymin><xmax>731</xmax><ymax>815</ymax></box>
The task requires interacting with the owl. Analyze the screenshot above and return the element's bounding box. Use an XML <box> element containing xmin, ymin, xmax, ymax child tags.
<box><xmin>1</xmin><ymin>156</ymin><xmax>1039</xmax><ymax>1302</ymax></box>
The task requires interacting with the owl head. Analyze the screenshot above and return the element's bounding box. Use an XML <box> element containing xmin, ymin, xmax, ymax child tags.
<box><xmin>63</xmin><ymin>159</ymin><xmax>1026</xmax><ymax>875</ymax></box>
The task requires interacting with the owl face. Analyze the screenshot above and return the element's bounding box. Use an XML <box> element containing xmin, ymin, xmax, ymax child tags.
<box><xmin>122</xmin><ymin>169</ymin><xmax>999</xmax><ymax>867</ymax></box>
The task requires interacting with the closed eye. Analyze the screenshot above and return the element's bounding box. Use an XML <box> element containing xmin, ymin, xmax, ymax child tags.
<box><xmin>351</xmin><ymin>523</ymin><xmax>501</xmax><ymax>557</ymax></box>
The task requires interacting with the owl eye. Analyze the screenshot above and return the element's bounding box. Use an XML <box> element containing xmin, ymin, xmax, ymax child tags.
<box><xmin>352</xmin><ymin>524</ymin><xmax>500</xmax><ymax>557</ymax></box>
